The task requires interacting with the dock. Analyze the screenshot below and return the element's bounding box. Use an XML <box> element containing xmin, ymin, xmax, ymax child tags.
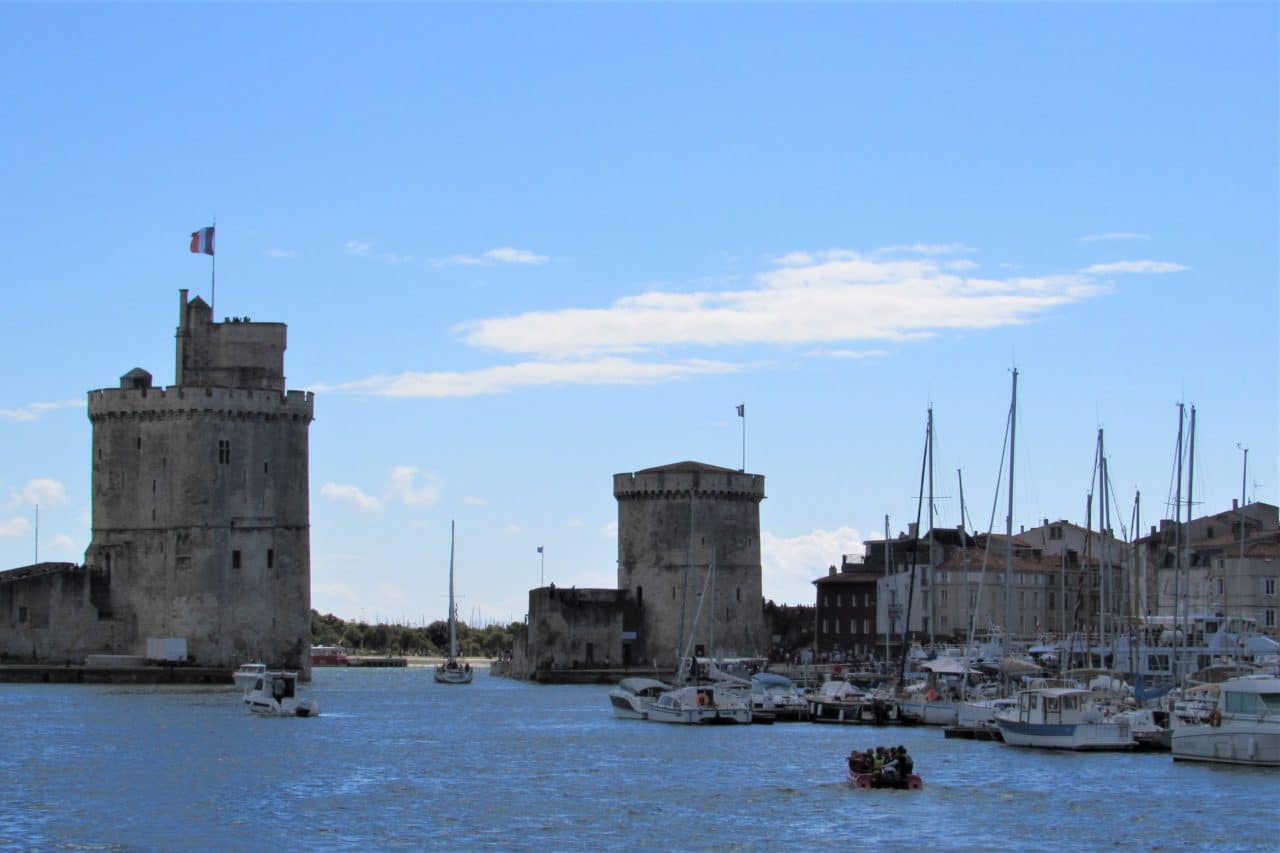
<box><xmin>347</xmin><ymin>657</ymin><xmax>407</xmax><ymax>668</ymax></box>
<box><xmin>0</xmin><ymin>663</ymin><xmax>233</xmax><ymax>685</ymax></box>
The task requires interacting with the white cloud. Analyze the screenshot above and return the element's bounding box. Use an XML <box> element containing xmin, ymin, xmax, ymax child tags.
<box><xmin>47</xmin><ymin>534</ymin><xmax>77</xmax><ymax>556</ymax></box>
<box><xmin>344</xmin><ymin>241</ymin><xmax>371</xmax><ymax>255</ymax></box>
<box><xmin>0</xmin><ymin>516</ymin><xmax>31</xmax><ymax>537</ymax></box>
<box><xmin>601</xmin><ymin>521</ymin><xmax>618</xmax><ymax>539</ymax></box>
<box><xmin>0</xmin><ymin>400</ymin><xmax>81</xmax><ymax>422</ymax></box>
<box><xmin>946</xmin><ymin>259</ymin><xmax>979</xmax><ymax>272</ymax></box>
<box><xmin>318</xmin><ymin>356</ymin><xmax>744</xmax><ymax>399</ymax></box>
<box><xmin>761</xmin><ymin>526</ymin><xmax>864</xmax><ymax>605</ymax></box>
<box><xmin>6</xmin><ymin>479</ymin><xmax>68</xmax><ymax>510</ymax></box>
<box><xmin>806</xmin><ymin>348</ymin><xmax>889</xmax><ymax>360</ymax></box>
<box><xmin>389</xmin><ymin>466</ymin><xmax>441</xmax><ymax>507</ymax></box>
<box><xmin>264</xmin><ymin>248</ymin><xmax>297</xmax><ymax>259</ymax></box>
<box><xmin>567</xmin><ymin>518</ymin><xmax>584</xmax><ymax>528</ymax></box>
<box><xmin>503</xmin><ymin>524</ymin><xmax>522</xmax><ymax>535</ymax></box>
<box><xmin>484</xmin><ymin>247</ymin><xmax>548</xmax><ymax>265</ymax></box>
<box><xmin>458</xmin><ymin>250</ymin><xmax>1108</xmax><ymax>360</ymax></box>
<box><xmin>463</xmin><ymin>496</ymin><xmax>488</xmax><ymax>506</ymax></box>
<box><xmin>430</xmin><ymin>246</ymin><xmax>550</xmax><ymax>268</ymax></box>
<box><xmin>1080</xmin><ymin>232</ymin><xmax>1149</xmax><ymax>243</ymax></box>
<box><xmin>321</xmin><ymin>482</ymin><xmax>383</xmax><ymax>512</ymax></box>
<box><xmin>1081</xmin><ymin>260</ymin><xmax>1188</xmax><ymax>275</ymax></box>
<box><xmin>874</xmin><ymin>242</ymin><xmax>976</xmax><ymax>256</ymax></box>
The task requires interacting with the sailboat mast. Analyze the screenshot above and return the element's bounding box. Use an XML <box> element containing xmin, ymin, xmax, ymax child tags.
<box><xmin>927</xmin><ymin>407</ymin><xmax>936</xmax><ymax>648</ymax></box>
<box><xmin>449</xmin><ymin>520</ymin><xmax>457</xmax><ymax>659</ymax></box>
<box><xmin>1173</xmin><ymin>403</ymin><xmax>1184</xmax><ymax>684</ymax></box>
<box><xmin>1097</xmin><ymin>429</ymin><xmax>1107</xmax><ymax>650</ymax></box>
<box><xmin>1004</xmin><ymin>369</ymin><xmax>1017</xmax><ymax>648</ymax></box>
<box><xmin>1186</xmin><ymin>406</ymin><xmax>1196</xmax><ymax>654</ymax></box>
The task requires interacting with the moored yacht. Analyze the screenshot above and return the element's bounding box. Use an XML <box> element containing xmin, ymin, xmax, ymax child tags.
<box><xmin>646</xmin><ymin>682</ymin><xmax>753</xmax><ymax>725</ymax></box>
<box><xmin>994</xmin><ymin>686</ymin><xmax>1133</xmax><ymax>750</ymax></box>
<box><xmin>1171</xmin><ymin>674</ymin><xmax>1280</xmax><ymax>766</ymax></box>
<box><xmin>609</xmin><ymin>677</ymin><xmax>670</xmax><ymax>720</ymax></box>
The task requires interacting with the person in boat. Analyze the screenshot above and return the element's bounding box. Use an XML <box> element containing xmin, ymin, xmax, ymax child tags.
<box><xmin>896</xmin><ymin>746</ymin><xmax>914</xmax><ymax>777</ymax></box>
<box><xmin>871</xmin><ymin>746</ymin><xmax>887</xmax><ymax>778</ymax></box>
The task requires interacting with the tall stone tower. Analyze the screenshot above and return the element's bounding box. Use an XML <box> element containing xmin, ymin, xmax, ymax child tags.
<box><xmin>84</xmin><ymin>290</ymin><xmax>314</xmax><ymax>673</ymax></box>
<box><xmin>614</xmin><ymin>461</ymin><xmax>767</xmax><ymax>669</ymax></box>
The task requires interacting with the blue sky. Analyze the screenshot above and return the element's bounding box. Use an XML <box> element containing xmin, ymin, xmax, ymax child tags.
<box><xmin>1</xmin><ymin>4</ymin><xmax>1275</xmax><ymax>626</ymax></box>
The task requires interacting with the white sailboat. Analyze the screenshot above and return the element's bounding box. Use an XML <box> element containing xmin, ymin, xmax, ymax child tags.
<box><xmin>435</xmin><ymin>520</ymin><xmax>473</xmax><ymax>685</ymax></box>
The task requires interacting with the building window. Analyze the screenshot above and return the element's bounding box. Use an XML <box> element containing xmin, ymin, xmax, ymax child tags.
<box><xmin>736</xmin><ymin>587</ymin><xmax>741</xmax><ymax>603</ymax></box>
<box><xmin>863</xmin><ymin>619</ymin><xmax>869</xmax><ymax>634</ymax></box>
<box><xmin>1050</xmin><ymin>526</ymin><xmax>1063</xmax><ymax>540</ymax></box>
<box><xmin>824</xmin><ymin>594</ymin><xmax>829</xmax><ymax>607</ymax></box>
<box><xmin>1217</xmin><ymin>579</ymin><xmax>1223</xmax><ymax>595</ymax></box>
<box><xmin>672</xmin><ymin>586</ymin><xmax>676</xmax><ymax>600</ymax></box>
<box><xmin>232</xmin><ymin>550</ymin><xmax>241</xmax><ymax>570</ymax></box>
<box><xmin>264</xmin><ymin>461</ymin><xmax>269</xmax><ymax>474</ymax></box>
<box><xmin>218</xmin><ymin>440</ymin><xmax>231</xmax><ymax>465</ymax></box>
<box><xmin>18</xmin><ymin>606</ymin><xmax>28</xmax><ymax>623</ymax></box>
<box><xmin>865</xmin><ymin>592</ymin><xmax>870</xmax><ymax>607</ymax></box>
<box><xmin>833</xmin><ymin>619</ymin><xmax>840</xmax><ymax>634</ymax></box>
<box><xmin>136</xmin><ymin>436</ymin><xmax>141</xmax><ymax>450</ymax></box>
<box><xmin>267</xmin><ymin>549</ymin><xmax>274</xmax><ymax>569</ymax></box>
<box><xmin>1266</xmin><ymin>610</ymin><xmax>1276</xmax><ymax>628</ymax></box>
<box><xmin>822</xmin><ymin>619</ymin><xmax>828</xmax><ymax>634</ymax></box>
<box><xmin>836</xmin><ymin>594</ymin><xmax>841</xmax><ymax>608</ymax></box>
<box><xmin>940</xmin><ymin>589</ymin><xmax>948</xmax><ymax>607</ymax></box>
<box><xmin>637</xmin><ymin>586</ymin><xmax>643</xmax><ymax>606</ymax></box>
<box><xmin>1266</xmin><ymin>579</ymin><xmax>1276</xmax><ymax>597</ymax></box>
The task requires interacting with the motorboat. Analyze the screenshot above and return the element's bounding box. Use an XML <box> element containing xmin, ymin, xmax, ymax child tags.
<box><xmin>994</xmin><ymin>687</ymin><xmax>1133</xmax><ymax>750</ymax></box>
<box><xmin>233</xmin><ymin>661</ymin><xmax>268</xmax><ymax>691</ymax></box>
<box><xmin>809</xmin><ymin>679</ymin><xmax>900</xmax><ymax>725</ymax></box>
<box><xmin>310</xmin><ymin>645</ymin><xmax>350</xmax><ymax>666</ymax></box>
<box><xmin>1110</xmin><ymin>706</ymin><xmax>1172</xmax><ymax>751</ymax></box>
<box><xmin>243</xmin><ymin>671</ymin><xmax>320</xmax><ymax>717</ymax></box>
<box><xmin>646</xmin><ymin>683</ymin><xmax>752</xmax><ymax>725</ymax></box>
<box><xmin>434</xmin><ymin>521</ymin><xmax>474</xmax><ymax>685</ymax></box>
<box><xmin>845</xmin><ymin>748</ymin><xmax>922</xmax><ymax>790</ymax></box>
<box><xmin>609</xmin><ymin>677</ymin><xmax>671</xmax><ymax>720</ymax></box>
<box><xmin>957</xmin><ymin>697</ymin><xmax>1016</xmax><ymax>729</ymax></box>
<box><xmin>751</xmin><ymin>672</ymin><xmax>810</xmax><ymax>722</ymax></box>
<box><xmin>1171</xmin><ymin>674</ymin><xmax>1280</xmax><ymax>766</ymax></box>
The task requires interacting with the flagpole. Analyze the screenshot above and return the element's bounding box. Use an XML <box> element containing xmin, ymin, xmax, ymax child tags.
<box><xmin>740</xmin><ymin>404</ymin><xmax>746</xmax><ymax>472</ymax></box>
<box><xmin>210</xmin><ymin>217</ymin><xmax>216</xmax><ymax>317</ymax></box>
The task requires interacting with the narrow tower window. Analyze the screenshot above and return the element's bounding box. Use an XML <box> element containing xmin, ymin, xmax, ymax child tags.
<box><xmin>232</xmin><ymin>550</ymin><xmax>242</xmax><ymax>570</ymax></box>
<box><xmin>218</xmin><ymin>440</ymin><xmax>231</xmax><ymax>465</ymax></box>
<box><xmin>267</xmin><ymin>549</ymin><xmax>274</xmax><ymax>569</ymax></box>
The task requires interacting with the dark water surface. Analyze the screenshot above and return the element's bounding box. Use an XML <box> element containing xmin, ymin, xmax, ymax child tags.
<box><xmin>2</xmin><ymin>667</ymin><xmax>1276</xmax><ymax>850</ymax></box>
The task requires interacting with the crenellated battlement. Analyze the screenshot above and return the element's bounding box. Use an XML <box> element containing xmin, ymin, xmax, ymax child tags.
<box><xmin>87</xmin><ymin>385</ymin><xmax>314</xmax><ymax>422</ymax></box>
<box><xmin>613</xmin><ymin>467</ymin><xmax>765</xmax><ymax>501</ymax></box>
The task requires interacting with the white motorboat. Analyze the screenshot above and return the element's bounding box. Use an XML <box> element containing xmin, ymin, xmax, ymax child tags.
<box><xmin>233</xmin><ymin>661</ymin><xmax>268</xmax><ymax>692</ymax></box>
<box><xmin>1171</xmin><ymin>674</ymin><xmax>1280</xmax><ymax>767</ymax></box>
<box><xmin>243</xmin><ymin>671</ymin><xmax>320</xmax><ymax>717</ymax></box>
<box><xmin>751</xmin><ymin>673</ymin><xmax>810</xmax><ymax>721</ymax></box>
<box><xmin>808</xmin><ymin>679</ymin><xmax>899</xmax><ymax>724</ymax></box>
<box><xmin>647</xmin><ymin>683</ymin><xmax>752</xmax><ymax>725</ymax></box>
<box><xmin>957</xmin><ymin>697</ymin><xmax>1016</xmax><ymax>729</ymax></box>
<box><xmin>609</xmin><ymin>677</ymin><xmax>670</xmax><ymax>720</ymax></box>
<box><xmin>995</xmin><ymin>687</ymin><xmax>1133</xmax><ymax>750</ymax></box>
<box><xmin>435</xmin><ymin>521</ymin><xmax>474</xmax><ymax>685</ymax></box>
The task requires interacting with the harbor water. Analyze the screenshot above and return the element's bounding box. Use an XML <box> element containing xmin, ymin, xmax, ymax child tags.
<box><xmin>2</xmin><ymin>667</ymin><xmax>1276</xmax><ymax>851</ymax></box>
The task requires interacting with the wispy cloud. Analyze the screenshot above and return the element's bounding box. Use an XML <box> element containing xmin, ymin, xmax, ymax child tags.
<box><xmin>5</xmin><ymin>479</ymin><xmax>68</xmax><ymax>510</ymax></box>
<box><xmin>318</xmin><ymin>357</ymin><xmax>744</xmax><ymax>399</ymax></box>
<box><xmin>463</xmin><ymin>496</ymin><xmax>488</xmax><ymax>506</ymax></box>
<box><xmin>1081</xmin><ymin>260</ymin><xmax>1187</xmax><ymax>275</ymax></box>
<box><xmin>502</xmin><ymin>524</ymin><xmax>522</xmax><ymax>536</ymax></box>
<box><xmin>321</xmin><ymin>482</ymin><xmax>383</xmax><ymax>512</ymax></box>
<box><xmin>430</xmin><ymin>247</ymin><xmax>550</xmax><ymax>268</ymax></box>
<box><xmin>0</xmin><ymin>516</ymin><xmax>32</xmax><ymax>538</ymax></box>
<box><xmin>264</xmin><ymin>248</ymin><xmax>297</xmax><ymax>259</ymax></box>
<box><xmin>321</xmin><ymin>245</ymin><xmax>1119</xmax><ymax>399</ymax></box>
<box><xmin>344</xmin><ymin>241</ymin><xmax>371</xmax><ymax>255</ymax></box>
<box><xmin>873</xmin><ymin>242</ymin><xmax>976</xmax><ymax>256</ymax></box>
<box><xmin>0</xmin><ymin>400</ymin><xmax>81</xmax><ymax>422</ymax></box>
<box><xmin>459</xmin><ymin>250</ymin><xmax>1108</xmax><ymax>360</ymax></box>
<box><xmin>388</xmin><ymin>466</ymin><xmax>441</xmax><ymax>507</ymax></box>
<box><xmin>1080</xmin><ymin>231</ymin><xmax>1150</xmax><ymax>243</ymax></box>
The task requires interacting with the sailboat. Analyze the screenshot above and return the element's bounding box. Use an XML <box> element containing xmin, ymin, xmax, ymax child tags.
<box><xmin>434</xmin><ymin>520</ymin><xmax>473</xmax><ymax>685</ymax></box>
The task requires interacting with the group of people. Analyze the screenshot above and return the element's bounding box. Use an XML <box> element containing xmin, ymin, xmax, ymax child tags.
<box><xmin>847</xmin><ymin>744</ymin><xmax>913</xmax><ymax>782</ymax></box>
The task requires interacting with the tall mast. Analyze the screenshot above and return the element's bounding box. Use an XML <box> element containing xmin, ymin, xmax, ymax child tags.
<box><xmin>448</xmin><ymin>520</ymin><xmax>457</xmax><ymax>659</ymax></box>
<box><xmin>957</xmin><ymin>468</ymin><xmax>968</xmax><ymax>646</ymax></box>
<box><xmin>1097</xmin><ymin>429</ymin><xmax>1108</xmax><ymax>649</ymax></box>
<box><xmin>884</xmin><ymin>514</ymin><xmax>892</xmax><ymax>665</ymax></box>
<box><xmin>927</xmin><ymin>406</ymin><xmax>936</xmax><ymax>648</ymax></box>
<box><xmin>1173</xmin><ymin>403</ymin><xmax>1184</xmax><ymax>684</ymax></box>
<box><xmin>1186</xmin><ymin>406</ymin><xmax>1196</xmax><ymax>641</ymax></box>
<box><xmin>1004</xmin><ymin>369</ymin><xmax>1017</xmax><ymax>648</ymax></box>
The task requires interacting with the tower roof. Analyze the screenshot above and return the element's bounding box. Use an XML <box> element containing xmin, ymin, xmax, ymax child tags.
<box><xmin>633</xmin><ymin>460</ymin><xmax>744</xmax><ymax>475</ymax></box>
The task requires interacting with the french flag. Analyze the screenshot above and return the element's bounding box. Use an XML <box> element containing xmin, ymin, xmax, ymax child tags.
<box><xmin>189</xmin><ymin>226</ymin><xmax>214</xmax><ymax>255</ymax></box>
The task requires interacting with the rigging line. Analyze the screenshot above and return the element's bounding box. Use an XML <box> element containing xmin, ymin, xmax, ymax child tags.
<box><xmin>898</xmin><ymin>411</ymin><xmax>931</xmax><ymax>686</ymax></box>
<box><xmin>964</xmin><ymin>397</ymin><xmax>1012</xmax><ymax>659</ymax></box>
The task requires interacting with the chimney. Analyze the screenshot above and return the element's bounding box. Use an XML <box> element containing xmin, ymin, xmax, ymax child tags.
<box><xmin>908</xmin><ymin>522</ymin><xmax>919</xmax><ymax>539</ymax></box>
<box><xmin>1043</xmin><ymin>518</ymin><xmax>1049</xmax><ymax>527</ymax></box>
<box><xmin>1233</xmin><ymin>498</ymin><xmax>1239</xmax><ymax>511</ymax></box>
<box><xmin>828</xmin><ymin>565</ymin><xmax>837</xmax><ymax>577</ymax></box>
